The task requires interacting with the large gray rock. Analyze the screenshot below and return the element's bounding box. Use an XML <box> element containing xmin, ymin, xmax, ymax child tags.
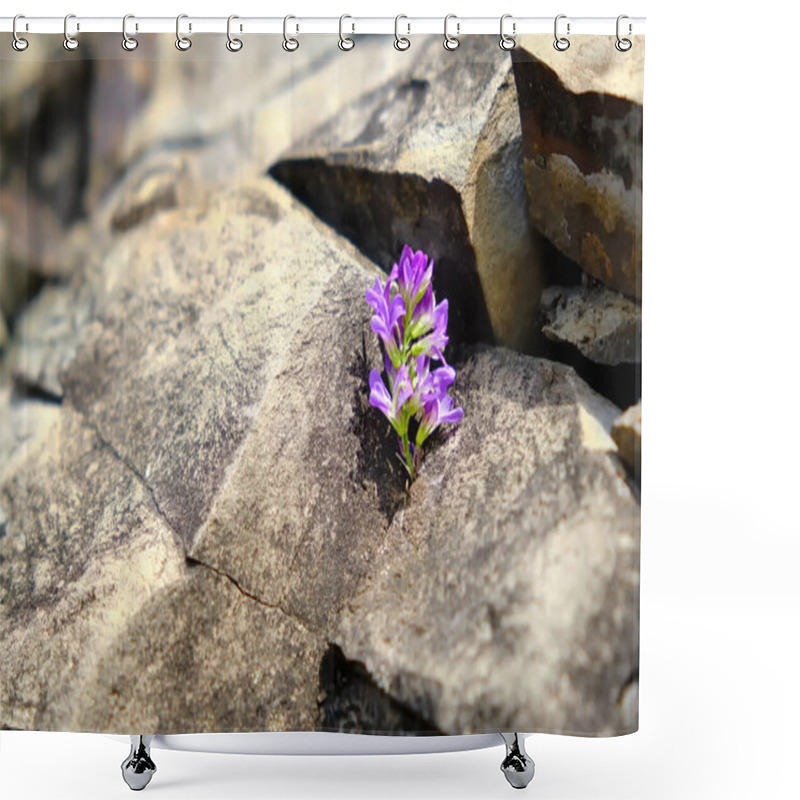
<box><xmin>59</xmin><ymin>178</ymin><xmax>391</xmax><ymax>550</ymax></box>
<box><xmin>334</xmin><ymin>347</ymin><xmax>639</xmax><ymax>735</ymax></box>
<box><xmin>272</xmin><ymin>35</ymin><xmax>544</xmax><ymax>352</ymax></box>
<box><xmin>0</xmin><ymin>178</ymin><xmax>392</xmax><ymax>731</ymax></box>
<box><xmin>541</xmin><ymin>283</ymin><xmax>641</xmax><ymax>366</ymax></box>
<box><xmin>0</xmin><ymin>410</ymin><xmax>322</xmax><ymax>732</ymax></box>
<box><xmin>512</xmin><ymin>36</ymin><xmax>644</xmax><ymax>300</ymax></box>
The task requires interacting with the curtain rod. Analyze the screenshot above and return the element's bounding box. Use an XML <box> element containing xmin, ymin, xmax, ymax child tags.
<box><xmin>0</xmin><ymin>16</ymin><xmax>646</xmax><ymax>36</ymax></box>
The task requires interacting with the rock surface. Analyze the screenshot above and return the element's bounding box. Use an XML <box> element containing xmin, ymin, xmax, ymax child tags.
<box><xmin>612</xmin><ymin>401</ymin><xmax>642</xmax><ymax>476</ymax></box>
<box><xmin>0</xmin><ymin>409</ymin><xmax>321</xmax><ymax>732</ymax></box>
<box><xmin>541</xmin><ymin>283</ymin><xmax>641</xmax><ymax>366</ymax></box>
<box><xmin>272</xmin><ymin>36</ymin><xmax>544</xmax><ymax>352</ymax></box>
<box><xmin>1</xmin><ymin>37</ymin><xmax>641</xmax><ymax>736</ymax></box>
<box><xmin>512</xmin><ymin>36</ymin><xmax>644</xmax><ymax>300</ymax></box>
<box><xmin>334</xmin><ymin>347</ymin><xmax>639</xmax><ymax>735</ymax></box>
<box><xmin>0</xmin><ymin>179</ymin><xmax>390</xmax><ymax>731</ymax></box>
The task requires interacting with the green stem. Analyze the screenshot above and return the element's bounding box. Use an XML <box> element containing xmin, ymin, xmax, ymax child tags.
<box><xmin>401</xmin><ymin>428</ymin><xmax>415</xmax><ymax>481</ymax></box>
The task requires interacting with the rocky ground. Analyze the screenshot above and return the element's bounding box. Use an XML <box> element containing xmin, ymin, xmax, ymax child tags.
<box><xmin>0</xmin><ymin>34</ymin><xmax>642</xmax><ymax>735</ymax></box>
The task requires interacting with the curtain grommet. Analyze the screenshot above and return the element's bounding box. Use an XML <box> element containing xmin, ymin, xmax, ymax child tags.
<box><xmin>553</xmin><ymin>14</ymin><xmax>570</xmax><ymax>51</ymax></box>
<box><xmin>175</xmin><ymin>14</ymin><xmax>192</xmax><ymax>51</ymax></box>
<box><xmin>615</xmin><ymin>14</ymin><xmax>632</xmax><ymax>51</ymax></box>
<box><xmin>226</xmin><ymin>15</ymin><xmax>243</xmax><ymax>52</ymax></box>
<box><xmin>283</xmin><ymin>15</ymin><xmax>299</xmax><ymax>52</ymax></box>
<box><xmin>122</xmin><ymin>14</ymin><xmax>139</xmax><ymax>51</ymax></box>
<box><xmin>338</xmin><ymin>14</ymin><xmax>355</xmax><ymax>51</ymax></box>
<box><xmin>394</xmin><ymin>15</ymin><xmax>410</xmax><ymax>51</ymax></box>
<box><xmin>443</xmin><ymin>14</ymin><xmax>460</xmax><ymax>51</ymax></box>
<box><xmin>499</xmin><ymin>14</ymin><xmax>516</xmax><ymax>51</ymax></box>
<box><xmin>63</xmin><ymin>13</ymin><xmax>79</xmax><ymax>51</ymax></box>
<box><xmin>12</xmin><ymin>14</ymin><xmax>29</xmax><ymax>51</ymax></box>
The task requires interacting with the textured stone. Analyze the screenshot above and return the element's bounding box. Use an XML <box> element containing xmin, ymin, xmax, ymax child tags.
<box><xmin>187</xmin><ymin>255</ymin><xmax>405</xmax><ymax>634</ymax></box>
<box><xmin>512</xmin><ymin>35</ymin><xmax>644</xmax><ymax>299</ymax></box>
<box><xmin>101</xmin><ymin>36</ymin><xmax>408</xmax><ymax>222</ymax></box>
<box><xmin>541</xmin><ymin>283</ymin><xmax>641</xmax><ymax>365</ymax></box>
<box><xmin>60</xmin><ymin>178</ymin><xmax>387</xmax><ymax>554</ymax></box>
<box><xmin>0</xmin><ymin>177</ymin><xmax>391</xmax><ymax>732</ymax></box>
<box><xmin>0</xmin><ymin>411</ymin><xmax>321</xmax><ymax>733</ymax></box>
<box><xmin>272</xmin><ymin>36</ymin><xmax>544</xmax><ymax>352</ymax></box>
<box><xmin>6</xmin><ymin>283</ymin><xmax>90</xmax><ymax>399</ymax></box>
<box><xmin>76</xmin><ymin>566</ymin><xmax>324</xmax><ymax>733</ymax></box>
<box><xmin>0</xmin><ymin>384</ymin><xmax>61</xmax><ymax>473</ymax></box>
<box><xmin>612</xmin><ymin>401</ymin><xmax>642</xmax><ymax>476</ymax></box>
<box><xmin>1</xmin><ymin>41</ymin><xmax>641</xmax><ymax>736</ymax></box>
<box><xmin>334</xmin><ymin>347</ymin><xmax>639</xmax><ymax>735</ymax></box>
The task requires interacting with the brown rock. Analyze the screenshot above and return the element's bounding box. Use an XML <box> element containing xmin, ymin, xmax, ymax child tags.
<box><xmin>334</xmin><ymin>347</ymin><xmax>639</xmax><ymax>735</ymax></box>
<box><xmin>0</xmin><ymin>409</ymin><xmax>321</xmax><ymax>733</ymax></box>
<box><xmin>541</xmin><ymin>283</ymin><xmax>641</xmax><ymax>365</ymax></box>
<box><xmin>272</xmin><ymin>35</ymin><xmax>544</xmax><ymax>352</ymax></box>
<box><xmin>512</xmin><ymin>35</ymin><xmax>644</xmax><ymax>299</ymax></box>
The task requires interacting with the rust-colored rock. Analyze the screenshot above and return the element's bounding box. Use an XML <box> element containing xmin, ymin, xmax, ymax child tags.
<box><xmin>512</xmin><ymin>35</ymin><xmax>644</xmax><ymax>299</ymax></box>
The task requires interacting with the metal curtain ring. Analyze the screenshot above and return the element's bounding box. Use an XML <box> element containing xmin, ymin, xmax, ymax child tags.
<box><xmin>616</xmin><ymin>14</ymin><xmax>632</xmax><ymax>51</ymax></box>
<box><xmin>283</xmin><ymin>15</ymin><xmax>299</xmax><ymax>51</ymax></box>
<box><xmin>553</xmin><ymin>14</ymin><xmax>570</xmax><ymax>51</ymax></box>
<box><xmin>175</xmin><ymin>14</ymin><xmax>192</xmax><ymax>50</ymax></box>
<box><xmin>122</xmin><ymin>14</ymin><xmax>138</xmax><ymax>51</ymax></box>
<box><xmin>394</xmin><ymin>14</ymin><xmax>410</xmax><ymax>51</ymax></box>
<box><xmin>63</xmin><ymin>13</ymin><xmax>79</xmax><ymax>51</ymax></box>
<box><xmin>443</xmin><ymin>14</ymin><xmax>460</xmax><ymax>51</ymax></box>
<box><xmin>339</xmin><ymin>14</ymin><xmax>354</xmax><ymax>51</ymax></box>
<box><xmin>12</xmin><ymin>14</ymin><xmax>29</xmax><ymax>51</ymax></box>
<box><xmin>227</xmin><ymin>15</ymin><xmax>243</xmax><ymax>51</ymax></box>
<box><xmin>499</xmin><ymin>14</ymin><xmax>516</xmax><ymax>51</ymax></box>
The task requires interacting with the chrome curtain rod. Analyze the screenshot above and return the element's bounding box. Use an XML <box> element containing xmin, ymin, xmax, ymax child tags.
<box><xmin>0</xmin><ymin>16</ymin><xmax>646</xmax><ymax>36</ymax></box>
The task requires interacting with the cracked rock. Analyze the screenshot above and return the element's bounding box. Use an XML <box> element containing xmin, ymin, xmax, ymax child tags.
<box><xmin>512</xmin><ymin>36</ymin><xmax>644</xmax><ymax>299</ymax></box>
<box><xmin>334</xmin><ymin>347</ymin><xmax>639</xmax><ymax>735</ymax></box>
<box><xmin>272</xmin><ymin>35</ymin><xmax>544</xmax><ymax>353</ymax></box>
<box><xmin>0</xmin><ymin>409</ymin><xmax>322</xmax><ymax>732</ymax></box>
<box><xmin>57</xmin><ymin>179</ymin><xmax>392</xmax><ymax>557</ymax></box>
<box><xmin>541</xmin><ymin>283</ymin><xmax>641</xmax><ymax>366</ymax></box>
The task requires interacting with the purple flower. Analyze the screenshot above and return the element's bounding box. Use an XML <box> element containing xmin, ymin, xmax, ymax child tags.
<box><xmin>369</xmin><ymin>365</ymin><xmax>413</xmax><ymax>432</ymax></box>
<box><xmin>366</xmin><ymin>278</ymin><xmax>405</xmax><ymax>364</ymax></box>
<box><xmin>395</xmin><ymin>245</ymin><xmax>434</xmax><ymax>306</ymax></box>
<box><xmin>417</xmin><ymin>390</ymin><xmax>463</xmax><ymax>446</ymax></box>
<box><xmin>366</xmin><ymin>244</ymin><xmax>462</xmax><ymax>480</ymax></box>
<box><xmin>411</xmin><ymin>298</ymin><xmax>449</xmax><ymax>360</ymax></box>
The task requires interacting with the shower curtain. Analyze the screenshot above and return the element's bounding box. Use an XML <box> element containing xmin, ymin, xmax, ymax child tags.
<box><xmin>0</xmin><ymin>30</ymin><xmax>643</xmax><ymax>737</ymax></box>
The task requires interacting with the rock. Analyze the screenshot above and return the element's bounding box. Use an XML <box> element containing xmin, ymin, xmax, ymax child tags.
<box><xmin>0</xmin><ymin>384</ymin><xmax>61</xmax><ymax>472</ymax></box>
<box><xmin>186</xmin><ymin>250</ymin><xmax>406</xmax><ymax>634</ymax></box>
<box><xmin>612</xmin><ymin>401</ymin><xmax>641</xmax><ymax>475</ymax></box>
<box><xmin>60</xmin><ymin>178</ymin><xmax>396</xmax><ymax>563</ymax></box>
<box><xmin>334</xmin><ymin>347</ymin><xmax>639</xmax><ymax>735</ymax></box>
<box><xmin>0</xmin><ymin>53</ymin><xmax>91</xmax><ymax>229</ymax></box>
<box><xmin>100</xmin><ymin>36</ymin><xmax>408</xmax><ymax>223</ymax></box>
<box><xmin>271</xmin><ymin>36</ymin><xmax>544</xmax><ymax>352</ymax></box>
<box><xmin>0</xmin><ymin>178</ymin><xmax>394</xmax><ymax>731</ymax></box>
<box><xmin>6</xmin><ymin>283</ymin><xmax>90</xmax><ymax>400</ymax></box>
<box><xmin>541</xmin><ymin>283</ymin><xmax>641</xmax><ymax>365</ymax></box>
<box><xmin>76</xmin><ymin>565</ymin><xmax>324</xmax><ymax>733</ymax></box>
<box><xmin>0</xmin><ymin>408</ymin><xmax>321</xmax><ymax>732</ymax></box>
<box><xmin>512</xmin><ymin>36</ymin><xmax>644</xmax><ymax>299</ymax></box>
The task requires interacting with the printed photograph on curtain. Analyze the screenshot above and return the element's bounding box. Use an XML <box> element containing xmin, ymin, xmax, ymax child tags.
<box><xmin>0</xmin><ymin>33</ymin><xmax>643</xmax><ymax>736</ymax></box>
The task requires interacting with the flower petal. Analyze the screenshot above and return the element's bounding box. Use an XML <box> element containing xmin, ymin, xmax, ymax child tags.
<box><xmin>368</xmin><ymin>370</ymin><xmax>392</xmax><ymax>417</ymax></box>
